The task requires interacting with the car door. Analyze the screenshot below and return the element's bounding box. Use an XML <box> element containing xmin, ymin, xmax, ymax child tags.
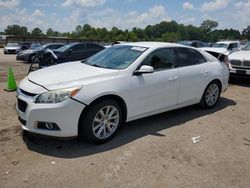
<box><xmin>131</xmin><ymin>48</ymin><xmax>179</xmax><ymax>117</ymax></box>
<box><xmin>175</xmin><ymin>47</ymin><xmax>208</xmax><ymax>105</ymax></box>
<box><xmin>68</xmin><ymin>43</ymin><xmax>86</xmax><ymax>61</ymax></box>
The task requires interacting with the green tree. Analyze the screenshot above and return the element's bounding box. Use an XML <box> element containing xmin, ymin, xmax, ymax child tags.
<box><xmin>46</xmin><ymin>28</ymin><xmax>55</xmax><ymax>36</ymax></box>
<box><xmin>4</xmin><ymin>25</ymin><xmax>28</xmax><ymax>36</ymax></box>
<box><xmin>200</xmin><ymin>20</ymin><xmax>218</xmax><ymax>34</ymax></box>
<box><xmin>31</xmin><ymin>28</ymin><xmax>43</xmax><ymax>37</ymax></box>
<box><xmin>162</xmin><ymin>32</ymin><xmax>181</xmax><ymax>42</ymax></box>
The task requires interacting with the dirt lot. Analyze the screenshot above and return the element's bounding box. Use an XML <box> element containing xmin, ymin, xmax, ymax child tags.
<box><xmin>0</xmin><ymin>48</ymin><xmax>249</xmax><ymax>188</ymax></box>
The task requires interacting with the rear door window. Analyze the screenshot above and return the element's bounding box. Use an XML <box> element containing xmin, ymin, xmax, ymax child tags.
<box><xmin>176</xmin><ymin>47</ymin><xmax>207</xmax><ymax>67</ymax></box>
<box><xmin>142</xmin><ymin>48</ymin><xmax>176</xmax><ymax>71</ymax></box>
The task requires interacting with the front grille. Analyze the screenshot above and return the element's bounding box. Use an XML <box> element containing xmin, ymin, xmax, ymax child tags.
<box><xmin>243</xmin><ymin>60</ymin><xmax>250</xmax><ymax>67</ymax></box>
<box><xmin>18</xmin><ymin>99</ymin><xmax>27</xmax><ymax>113</ymax></box>
<box><xmin>231</xmin><ymin>66</ymin><xmax>250</xmax><ymax>70</ymax></box>
<box><xmin>8</xmin><ymin>49</ymin><xmax>16</xmax><ymax>53</ymax></box>
<box><xmin>230</xmin><ymin>60</ymin><xmax>242</xmax><ymax>66</ymax></box>
<box><xmin>20</xmin><ymin>89</ymin><xmax>37</xmax><ymax>97</ymax></box>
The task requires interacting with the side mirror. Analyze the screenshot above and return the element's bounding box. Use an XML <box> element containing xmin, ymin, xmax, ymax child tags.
<box><xmin>134</xmin><ymin>65</ymin><xmax>154</xmax><ymax>75</ymax></box>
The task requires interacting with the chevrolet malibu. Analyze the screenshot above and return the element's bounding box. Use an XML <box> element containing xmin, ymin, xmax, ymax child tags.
<box><xmin>16</xmin><ymin>42</ymin><xmax>229</xmax><ymax>144</ymax></box>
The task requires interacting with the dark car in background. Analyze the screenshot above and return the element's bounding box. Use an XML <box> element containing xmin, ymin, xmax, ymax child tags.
<box><xmin>178</xmin><ymin>40</ymin><xmax>210</xmax><ymax>48</ymax></box>
<box><xmin>16</xmin><ymin>43</ymin><xmax>65</xmax><ymax>62</ymax></box>
<box><xmin>19</xmin><ymin>42</ymin><xmax>32</xmax><ymax>50</ymax></box>
<box><xmin>41</xmin><ymin>42</ymin><xmax>104</xmax><ymax>64</ymax></box>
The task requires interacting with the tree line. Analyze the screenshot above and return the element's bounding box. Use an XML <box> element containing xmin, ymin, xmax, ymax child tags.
<box><xmin>1</xmin><ymin>20</ymin><xmax>250</xmax><ymax>42</ymax></box>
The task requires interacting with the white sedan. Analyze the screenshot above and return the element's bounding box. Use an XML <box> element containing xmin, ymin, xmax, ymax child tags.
<box><xmin>16</xmin><ymin>42</ymin><xmax>229</xmax><ymax>143</ymax></box>
<box><xmin>4</xmin><ymin>42</ymin><xmax>21</xmax><ymax>54</ymax></box>
<box><xmin>228</xmin><ymin>42</ymin><xmax>250</xmax><ymax>77</ymax></box>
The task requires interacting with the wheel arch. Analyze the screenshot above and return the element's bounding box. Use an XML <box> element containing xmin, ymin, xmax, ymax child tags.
<box><xmin>78</xmin><ymin>94</ymin><xmax>128</xmax><ymax>134</ymax></box>
<box><xmin>209</xmin><ymin>78</ymin><xmax>222</xmax><ymax>91</ymax></box>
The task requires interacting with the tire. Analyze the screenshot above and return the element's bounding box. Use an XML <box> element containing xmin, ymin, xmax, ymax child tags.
<box><xmin>79</xmin><ymin>99</ymin><xmax>123</xmax><ymax>144</ymax></box>
<box><xmin>200</xmin><ymin>81</ymin><xmax>221</xmax><ymax>109</ymax></box>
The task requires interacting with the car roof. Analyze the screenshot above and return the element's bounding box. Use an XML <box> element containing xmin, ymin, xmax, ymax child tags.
<box><xmin>44</xmin><ymin>43</ymin><xmax>64</xmax><ymax>46</ymax></box>
<box><xmin>119</xmin><ymin>42</ymin><xmax>183</xmax><ymax>49</ymax></box>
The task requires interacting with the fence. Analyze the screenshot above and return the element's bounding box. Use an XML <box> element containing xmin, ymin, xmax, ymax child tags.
<box><xmin>3</xmin><ymin>36</ymin><xmax>104</xmax><ymax>45</ymax></box>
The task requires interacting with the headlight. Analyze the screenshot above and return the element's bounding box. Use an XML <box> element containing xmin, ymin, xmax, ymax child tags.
<box><xmin>36</xmin><ymin>87</ymin><xmax>81</xmax><ymax>104</ymax></box>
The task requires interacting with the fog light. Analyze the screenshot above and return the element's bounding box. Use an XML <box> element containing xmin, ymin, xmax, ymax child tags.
<box><xmin>37</xmin><ymin>122</ymin><xmax>60</xmax><ymax>131</ymax></box>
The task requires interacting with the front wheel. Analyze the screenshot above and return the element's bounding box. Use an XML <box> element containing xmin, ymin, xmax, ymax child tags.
<box><xmin>79</xmin><ymin>100</ymin><xmax>123</xmax><ymax>144</ymax></box>
<box><xmin>200</xmin><ymin>81</ymin><xmax>221</xmax><ymax>109</ymax></box>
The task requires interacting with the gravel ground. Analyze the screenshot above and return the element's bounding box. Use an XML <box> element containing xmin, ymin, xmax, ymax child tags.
<box><xmin>0</xmin><ymin>49</ymin><xmax>250</xmax><ymax>188</ymax></box>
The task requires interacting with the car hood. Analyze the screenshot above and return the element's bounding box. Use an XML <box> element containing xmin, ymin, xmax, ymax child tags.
<box><xmin>201</xmin><ymin>47</ymin><xmax>230</xmax><ymax>55</ymax></box>
<box><xmin>229</xmin><ymin>50</ymin><xmax>250</xmax><ymax>60</ymax></box>
<box><xmin>28</xmin><ymin>61</ymin><xmax>120</xmax><ymax>90</ymax></box>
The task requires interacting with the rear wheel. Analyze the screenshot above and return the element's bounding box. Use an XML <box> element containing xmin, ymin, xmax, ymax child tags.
<box><xmin>200</xmin><ymin>81</ymin><xmax>221</xmax><ymax>109</ymax></box>
<box><xmin>79</xmin><ymin>99</ymin><xmax>123</xmax><ymax>144</ymax></box>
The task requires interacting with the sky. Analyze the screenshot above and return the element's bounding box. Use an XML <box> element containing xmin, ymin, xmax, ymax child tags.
<box><xmin>0</xmin><ymin>0</ymin><xmax>250</xmax><ymax>32</ymax></box>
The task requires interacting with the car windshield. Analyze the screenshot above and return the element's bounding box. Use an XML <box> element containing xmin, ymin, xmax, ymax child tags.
<box><xmin>6</xmin><ymin>43</ymin><xmax>19</xmax><ymax>47</ymax></box>
<box><xmin>213</xmin><ymin>43</ymin><xmax>228</xmax><ymax>48</ymax></box>
<box><xmin>35</xmin><ymin>45</ymin><xmax>46</xmax><ymax>51</ymax></box>
<box><xmin>30</xmin><ymin>44</ymin><xmax>41</xmax><ymax>50</ymax></box>
<box><xmin>56</xmin><ymin>43</ymin><xmax>75</xmax><ymax>52</ymax></box>
<box><xmin>242</xmin><ymin>43</ymin><xmax>250</xmax><ymax>51</ymax></box>
<box><xmin>83</xmin><ymin>45</ymin><xmax>147</xmax><ymax>70</ymax></box>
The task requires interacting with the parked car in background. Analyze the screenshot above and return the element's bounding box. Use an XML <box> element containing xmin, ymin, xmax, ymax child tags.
<box><xmin>202</xmin><ymin>41</ymin><xmax>241</xmax><ymax>55</ymax></box>
<box><xmin>16</xmin><ymin>43</ymin><xmax>65</xmax><ymax>62</ymax></box>
<box><xmin>16</xmin><ymin>42</ymin><xmax>229</xmax><ymax>144</ymax></box>
<box><xmin>178</xmin><ymin>40</ymin><xmax>210</xmax><ymax>48</ymax></box>
<box><xmin>40</xmin><ymin>42</ymin><xmax>105</xmax><ymax>65</ymax></box>
<box><xmin>228</xmin><ymin>42</ymin><xmax>250</xmax><ymax>77</ymax></box>
<box><xmin>4</xmin><ymin>42</ymin><xmax>21</xmax><ymax>54</ymax></box>
<box><xmin>19</xmin><ymin>42</ymin><xmax>32</xmax><ymax>50</ymax></box>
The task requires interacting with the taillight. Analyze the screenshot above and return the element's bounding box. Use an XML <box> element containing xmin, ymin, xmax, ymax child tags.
<box><xmin>221</xmin><ymin>55</ymin><xmax>229</xmax><ymax>69</ymax></box>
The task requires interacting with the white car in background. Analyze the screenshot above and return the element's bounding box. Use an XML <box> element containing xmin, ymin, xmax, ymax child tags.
<box><xmin>201</xmin><ymin>41</ymin><xmax>241</xmax><ymax>55</ymax></box>
<box><xmin>229</xmin><ymin>42</ymin><xmax>250</xmax><ymax>77</ymax></box>
<box><xmin>4</xmin><ymin>42</ymin><xmax>21</xmax><ymax>54</ymax></box>
<box><xmin>16</xmin><ymin>42</ymin><xmax>229</xmax><ymax>144</ymax></box>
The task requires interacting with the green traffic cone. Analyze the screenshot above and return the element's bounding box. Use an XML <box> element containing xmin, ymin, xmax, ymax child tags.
<box><xmin>5</xmin><ymin>66</ymin><xmax>17</xmax><ymax>92</ymax></box>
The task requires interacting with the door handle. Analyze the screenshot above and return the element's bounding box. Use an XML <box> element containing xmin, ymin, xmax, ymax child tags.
<box><xmin>168</xmin><ymin>76</ymin><xmax>179</xmax><ymax>81</ymax></box>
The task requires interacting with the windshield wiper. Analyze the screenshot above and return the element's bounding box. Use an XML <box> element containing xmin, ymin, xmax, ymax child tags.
<box><xmin>81</xmin><ymin>59</ymin><xmax>87</xmax><ymax>63</ymax></box>
<box><xmin>92</xmin><ymin>64</ymin><xmax>103</xmax><ymax>68</ymax></box>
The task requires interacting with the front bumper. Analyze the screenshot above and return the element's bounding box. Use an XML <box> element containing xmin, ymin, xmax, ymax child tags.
<box><xmin>16</xmin><ymin>53</ymin><xmax>30</xmax><ymax>61</ymax></box>
<box><xmin>16</xmin><ymin>90</ymin><xmax>85</xmax><ymax>137</ymax></box>
<box><xmin>4</xmin><ymin>49</ymin><xmax>20</xmax><ymax>54</ymax></box>
<box><xmin>229</xmin><ymin>67</ymin><xmax>250</xmax><ymax>77</ymax></box>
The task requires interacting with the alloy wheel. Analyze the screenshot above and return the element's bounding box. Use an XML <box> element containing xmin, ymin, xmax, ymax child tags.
<box><xmin>92</xmin><ymin>105</ymin><xmax>120</xmax><ymax>139</ymax></box>
<box><xmin>205</xmin><ymin>83</ymin><xmax>219</xmax><ymax>106</ymax></box>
